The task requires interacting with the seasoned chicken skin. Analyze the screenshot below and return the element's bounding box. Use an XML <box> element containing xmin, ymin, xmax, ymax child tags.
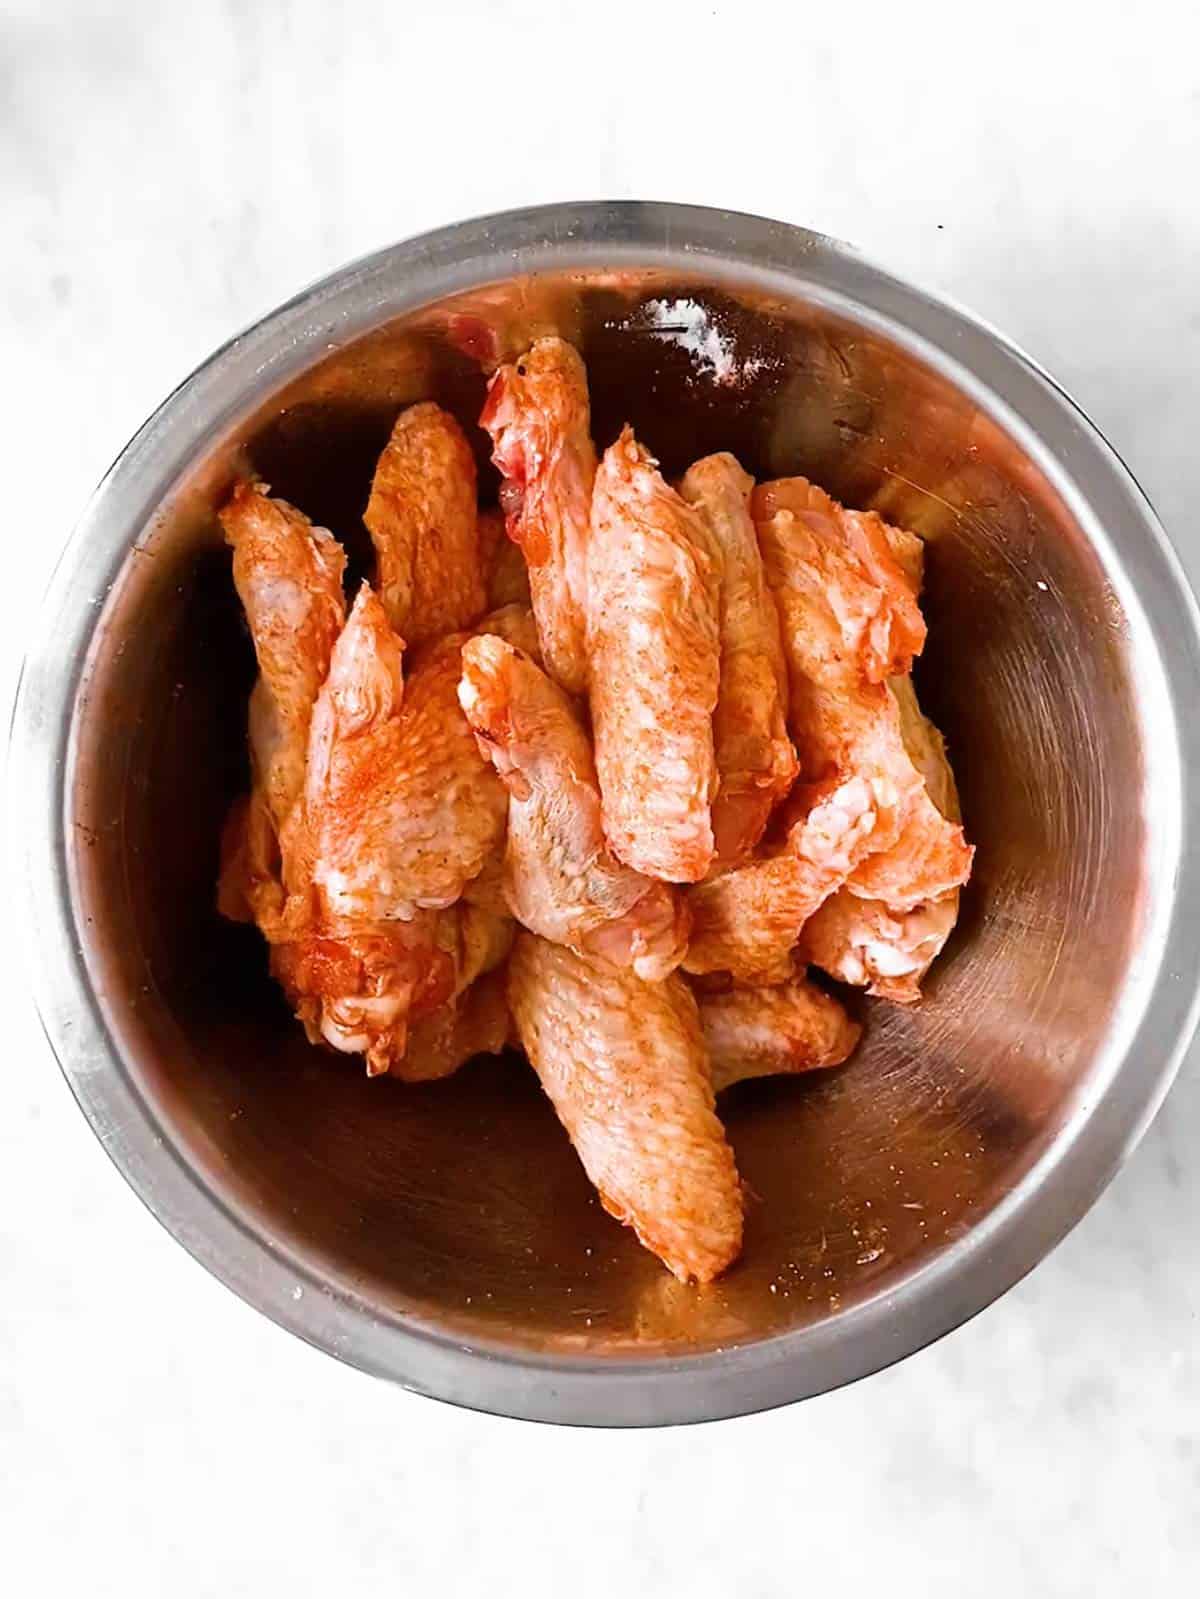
<box><xmin>215</xmin><ymin>490</ymin><xmax>459</xmax><ymax>1073</ymax></box>
<box><xmin>698</xmin><ymin>979</ymin><xmax>861</xmax><ymax>1093</ymax></box>
<box><xmin>278</xmin><ymin>890</ymin><xmax>515</xmax><ymax>1082</ymax></box>
<box><xmin>754</xmin><ymin>487</ymin><xmax>971</xmax><ymax>997</ymax></box>
<box><xmin>588</xmin><ymin>427</ymin><xmax>721</xmax><ymax>882</ymax></box>
<box><xmin>276</xmin><ymin>773</ymin><xmax>516</xmax><ymax>1079</ymax></box>
<box><xmin>218</xmin><ymin>480</ymin><xmax>346</xmax><ymax>859</ymax></box>
<box><xmin>803</xmin><ymin>675</ymin><xmax>970</xmax><ymax>999</ymax></box>
<box><xmin>480</xmin><ymin>338</ymin><xmax>596</xmax><ymax>693</ymax></box>
<box><xmin>304</xmin><ymin>587</ymin><xmax>507</xmax><ymax>923</ymax></box>
<box><xmin>271</xmin><ymin>914</ymin><xmax>454</xmax><ymax>1076</ymax></box>
<box><xmin>687</xmin><ymin>485</ymin><xmax>969</xmax><ymax>984</ymax></box>
<box><xmin>508</xmin><ymin>935</ymin><xmax>743</xmax><ymax>1282</ymax></box>
<box><xmin>755</xmin><ymin>492</ymin><xmax>970</xmax><ymax>900</ymax></box>
<box><xmin>216</xmin><ymin>482</ymin><xmax>346</xmax><ymax>930</ymax></box>
<box><xmin>683</xmin><ymin>774</ymin><xmax>881</xmax><ymax>982</ymax></box>
<box><xmin>763</xmin><ymin>679</ymin><xmax>969</xmax><ymax>920</ymax></box>
<box><xmin>459</xmin><ymin>634</ymin><xmax>689</xmax><ymax>979</ymax></box>
<box><xmin>755</xmin><ymin>506</ymin><xmax>919</xmax><ymax>730</ymax></box>
<box><xmin>753</xmin><ymin>477</ymin><xmax>926</xmax><ymax>670</ymax></box>
<box><xmin>801</xmin><ymin>890</ymin><xmax>960</xmax><ymax>1004</ymax></box>
<box><xmin>263</xmin><ymin>588</ymin><xmax>510</xmax><ymax>1074</ymax></box>
<box><xmin>364</xmin><ymin>401</ymin><xmax>485</xmax><ymax>644</ymax></box>
<box><xmin>679</xmin><ymin>454</ymin><xmax>798</xmax><ymax>863</ymax></box>
<box><xmin>844</xmin><ymin>675</ymin><xmax>973</xmax><ymax>907</ymax></box>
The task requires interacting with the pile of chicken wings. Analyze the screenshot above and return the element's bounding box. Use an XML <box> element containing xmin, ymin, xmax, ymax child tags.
<box><xmin>218</xmin><ymin>336</ymin><xmax>973</xmax><ymax>1282</ymax></box>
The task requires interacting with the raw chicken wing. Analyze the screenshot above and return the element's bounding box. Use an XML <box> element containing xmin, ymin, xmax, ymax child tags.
<box><xmin>274</xmin><ymin>843</ymin><xmax>514</xmax><ymax>1079</ymax></box>
<box><xmin>685</xmin><ymin>479</ymin><xmax>969</xmax><ymax>984</ymax></box>
<box><xmin>220</xmin><ymin>482</ymin><xmax>346</xmax><ymax>830</ymax></box>
<box><xmin>508</xmin><ymin>934</ymin><xmax>743</xmax><ymax>1282</ymax></box>
<box><xmin>587</xmin><ymin>426</ymin><xmax>721</xmax><ymax>882</ymax></box>
<box><xmin>305</xmin><ymin>587</ymin><xmax>507</xmax><ymax>923</ymax></box>
<box><xmin>756</xmin><ymin>495</ymin><xmax>970</xmax><ymax>901</ymax></box>
<box><xmin>804</xmin><ymin>676</ymin><xmax>970</xmax><ymax>998</ymax></box>
<box><xmin>459</xmin><ymin>634</ymin><xmax>689</xmax><ymax>979</ymax></box>
<box><xmin>846</xmin><ymin>788</ymin><xmax>972</xmax><ymax>907</ymax></box>
<box><xmin>698</xmin><ymin>979</ymin><xmax>861</xmax><ymax>1092</ymax></box>
<box><xmin>685</xmin><ymin>853</ymin><xmax>829</xmax><ymax>985</ymax></box>
<box><xmin>217</xmin><ymin>482</ymin><xmax>346</xmax><ymax>927</ymax></box>
<box><xmin>480</xmin><ymin>338</ymin><xmax>596</xmax><ymax>693</ymax></box>
<box><xmin>683</xmin><ymin>774</ymin><xmax>881</xmax><ymax>983</ymax></box>
<box><xmin>680</xmin><ymin>453</ymin><xmax>798</xmax><ymax>862</ymax></box>
<box><xmin>217</xmin><ymin>490</ymin><xmax>461</xmax><ymax>1071</ymax></box>
<box><xmin>271</xmin><ymin>912</ymin><xmax>455</xmax><ymax>1076</ymax></box>
<box><xmin>754</xmin><ymin>476</ymin><xmax>926</xmax><ymax>621</ymax></box>
<box><xmin>364</xmin><ymin>401</ymin><xmax>484</xmax><ymax>644</ymax></box>
<box><xmin>800</xmin><ymin>891</ymin><xmax>960</xmax><ymax>1004</ymax></box>
<box><xmin>845</xmin><ymin>675</ymin><xmax>973</xmax><ymax>907</ymax></box>
<box><xmin>755</xmin><ymin>509</ymin><xmax>920</xmax><ymax>711</ymax></box>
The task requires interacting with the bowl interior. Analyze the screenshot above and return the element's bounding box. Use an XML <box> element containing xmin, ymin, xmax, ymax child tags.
<box><xmin>68</xmin><ymin>266</ymin><xmax>1154</xmax><ymax>1356</ymax></box>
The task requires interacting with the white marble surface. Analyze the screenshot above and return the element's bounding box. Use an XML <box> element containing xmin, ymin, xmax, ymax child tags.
<box><xmin>3</xmin><ymin>1</ymin><xmax>1199</xmax><ymax>1590</ymax></box>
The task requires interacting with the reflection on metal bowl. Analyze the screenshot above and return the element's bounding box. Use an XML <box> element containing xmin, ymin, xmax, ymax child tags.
<box><xmin>12</xmin><ymin>203</ymin><xmax>1200</xmax><ymax>1425</ymax></box>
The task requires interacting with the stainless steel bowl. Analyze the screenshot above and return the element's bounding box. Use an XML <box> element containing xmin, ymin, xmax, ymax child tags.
<box><xmin>13</xmin><ymin>202</ymin><xmax>1200</xmax><ymax>1425</ymax></box>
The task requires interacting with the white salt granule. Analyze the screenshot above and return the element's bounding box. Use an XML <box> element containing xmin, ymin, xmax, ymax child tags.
<box><xmin>635</xmin><ymin>297</ymin><xmax>740</xmax><ymax>384</ymax></box>
<box><xmin>611</xmin><ymin>297</ymin><xmax>778</xmax><ymax>386</ymax></box>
